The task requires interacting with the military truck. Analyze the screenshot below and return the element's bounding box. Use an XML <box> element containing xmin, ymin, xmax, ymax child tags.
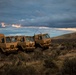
<box><xmin>34</xmin><ymin>33</ymin><xmax>51</xmax><ymax>49</ymax></box>
<box><xmin>17</xmin><ymin>36</ymin><xmax>35</xmax><ymax>51</ymax></box>
<box><xmin>0</xmin><ymin>34</ymin><xmax>18</xmax><ymax>53</ymax></box>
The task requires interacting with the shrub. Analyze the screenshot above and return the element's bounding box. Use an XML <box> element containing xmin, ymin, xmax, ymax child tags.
<box><xmin>43</xmin><ymin>58</ymin><xmax>59</xmax><ymax>74</ymax></box>
<box><xmin>50</xmin><ymin>50</ymin><xmax>61</xmax><ymax>59</ymax></box>
<box><xmin>16</xmin><ymin>52</ymin><xmax>32</xmax><ymax>62</ymax></box>
<box><xmin>60</xmin><ymin>58</ymin><xmax>76</xmax><ymax>75</ymax></box>
<box><xmin>33</xmin><ymin>50</ymin><xmax>43</xmax><ymax>60</ymax></box>
<box><xmin>44</xmin><ymin>59</ymin><xmax>58</xmax><ymax>68</ymax></box>
<box><xmin>5</xmin><ymin>65</ymin><xmax>38</xmax><ymax>75</ymax></box>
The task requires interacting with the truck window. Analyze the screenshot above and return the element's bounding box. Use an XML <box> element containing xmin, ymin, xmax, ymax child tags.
<box><xmin>43</xmin><ymin>34</ymin><xmax>50</xmax><ymax>39</ymax></box>
<box><xmin>2</xmin><ymin>38</ymin><xmax>4</xmax><ymax>43</ymax></box>
<box><xmin>6</xmin><ymin>37</ymin><xmax>11</xmax><ymax>43</ymax></box>
<box><xmin>30</xmin><ymin>37</ymin><xmax>34</xmax><ymax>41</ymax></box>
<box><xmin>46</xmin><ymin>34</ymin><xmax>50</xmax><ymax>38</ymax></box>
<box><xmin>11</xmin><ymin>37</ymin><xmax>17</xmax><ymax>42</ymax></box>
<box><xmin>26</xmin><ymin>37</ymin><xmax>30</xmax><ymax>42</ymax></box>
<box><xmin>0</xmin><ymin>38</ymin><xmax>5</xmax><ymax>43</ymax></box>
<box><xmin>26</xmin><ymin>37</ymin><xmax>34</xmax><ymax>42</ymax></box>
<box><xmin>38</xmin><ymin>36</ymin><xmax>42</xmax><ymax>40</ymax></box>
<box><xmin>20</xmin><ymin>37</ymin><xmax>25</xmax><ymax>42</ymax></box>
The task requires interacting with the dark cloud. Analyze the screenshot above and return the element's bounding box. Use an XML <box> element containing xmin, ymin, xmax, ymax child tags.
<box><xmin>0</xmin><ymin>0</ymin><xmax>76</xmax><ymax>27</ymax></box>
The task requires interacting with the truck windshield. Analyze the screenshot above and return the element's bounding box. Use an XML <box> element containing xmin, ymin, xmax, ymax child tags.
<box><xmin>26</xmin><ymin>37</ymin><xmax>34</xmax><ymax>42</ymax></box>
<box><xmin>11</xmin><ymin>37</ymin><xmax>17</xmax><ymax>42</ymax></box>
<box><xmin>6</xmin><ymin>37</ymin><xmax>11</xmax><ymax>43</ymax></box>
<box><xmin>43</xmin><ymin>34</ymin><xmax>50</xmax><ymax>39</ymax></box>
<box><xmin>20</xmin><ymin>37</ymin><xmax>25</xmax><ymax>42</ymax></box>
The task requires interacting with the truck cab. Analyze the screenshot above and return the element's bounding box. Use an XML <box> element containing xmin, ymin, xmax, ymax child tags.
<box><xmin>17</xmin><ymin>36</ymin><xmax>35</xmax><ymax>51</ymax></box>
<box><xmin>34</xmin><ymin>33</ymin><xmax>51</xmax><ymax>48</ymax></box>
<box><xmin>0</xmin><ymin>34</ymin><xmax>18</xmax><ymax>53</ymax></box>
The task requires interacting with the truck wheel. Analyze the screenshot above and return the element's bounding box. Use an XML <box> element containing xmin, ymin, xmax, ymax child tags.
<box><xmin>18</xmin><ymin>46</ymin><xmax>23</xmax><ymax>51</ymax></box>
<box><xmin>35</xmin><ymin>43</ymin><xmax>41</xmax><ymax>48</ymax></box>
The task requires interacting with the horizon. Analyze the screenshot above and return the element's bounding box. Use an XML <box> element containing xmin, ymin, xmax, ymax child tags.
<box><xmin>0</xmin><ymin>26</ymin><xmax>76</xmax><ymax>37</ymax></box>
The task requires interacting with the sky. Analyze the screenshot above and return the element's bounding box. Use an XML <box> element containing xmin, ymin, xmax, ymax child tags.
<box><xmin>0</xmin><ymin>0</ymin><xmax>76</xmax><ymax>27</ymax></box>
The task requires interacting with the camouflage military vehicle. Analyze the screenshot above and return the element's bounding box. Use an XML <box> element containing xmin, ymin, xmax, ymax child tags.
<box><xmin>17</xmin><ymin>36</ymin><xmax>35</xmax><ymax>51</ymax></box>
<box><xmin>34</xmin><ymin>33</ymin><xmax>51</xmax><ymax>48</ymax></box>
<box><xmin>0</xmin><ymin>34</ymin><xmax>18</xmax><ymax>53</ymax></box>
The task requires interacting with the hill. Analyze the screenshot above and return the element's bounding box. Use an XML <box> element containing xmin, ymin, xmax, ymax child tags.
<box><xmin>52</xmin><ymin>32</ymin><xmax>76</xmax><ymax>39</ymax></box>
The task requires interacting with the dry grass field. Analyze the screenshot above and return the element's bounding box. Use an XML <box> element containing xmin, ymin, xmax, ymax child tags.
<box><xmin>0</xmin><ymin>32</ymin><xmax>76</xmax><ymax>75</ymax></box>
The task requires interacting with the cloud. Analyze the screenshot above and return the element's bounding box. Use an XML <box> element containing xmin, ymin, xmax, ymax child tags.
<box><xmin>1</xmin><ymin>22</ymin><xmax>6</xmax><ymax>27</ymax></box>
<box><xmin>57</xmin><ymin>28</ymin><xmax>76</xmax><ymax>31</ymax></box>
<box><xmin>12</xmin><ymin>24</ymin><xmax>21</xmax><ymax>28</ymax></box>
<box><xmin>0</xmin><ymin>0</ymin><xmax>76</xmax><ymax>27</ymax></box>
<box><xmin>17</xmin><ymin>13</ymin><xmax>76</xmax><ymax>27</ymax></box>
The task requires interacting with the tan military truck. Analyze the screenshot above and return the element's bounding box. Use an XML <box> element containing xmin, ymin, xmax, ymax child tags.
<box><xmin>0</xmin><ymin>34</ymin><xmax>18</xmax><ymax>53</ymax></box>
<box><xmin>17</xmin><ymin>36</ymin><xmax>35</xmax><ymax>51</ymax></box>
<box><xmin>34</xmin><ymin>33</ymin><xmax>51</xmax><ymax>49</ymax></box>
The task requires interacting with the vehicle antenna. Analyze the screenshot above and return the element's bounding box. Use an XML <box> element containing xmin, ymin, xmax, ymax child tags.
<box><xmin>34</xmin><ymin>27</ymin><xmax>42</xmax><ymax>35</ymax></box>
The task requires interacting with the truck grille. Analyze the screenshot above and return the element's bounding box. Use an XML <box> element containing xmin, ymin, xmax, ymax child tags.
<box><xmin>10</xmin><ymin>45</ymin><xmax>14</xmax><ymax>49</ymax></box>
<box><xmin>30</xmin><ymin>44</ymin><xmax>32</xmax><ymax>47</ymax></box>
<box><xmin>47</xmin><ymin>41</ymin><xmax>50</xmax><ymax>44</ymax></box>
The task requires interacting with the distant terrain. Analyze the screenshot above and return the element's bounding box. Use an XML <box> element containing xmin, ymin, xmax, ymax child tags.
<box><xmin>0</xmin><ymin>32</ymin><xmax>76</xmax><ymax>75</ymax></box>
<box><xmin>52</xmin><ymin>32</ymin><xmax>76</xmax><ymax>39</ymax></box>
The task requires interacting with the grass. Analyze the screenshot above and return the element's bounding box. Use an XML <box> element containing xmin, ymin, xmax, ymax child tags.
<box><xmin>60</xmin><ymin>58</ymin><xmax>76</xmax><ymax>75</ymax></box>
<box><xmin>0</xmin><ymin>36</ymin><xmax>76</xmax><ymax>75</ymax></box>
